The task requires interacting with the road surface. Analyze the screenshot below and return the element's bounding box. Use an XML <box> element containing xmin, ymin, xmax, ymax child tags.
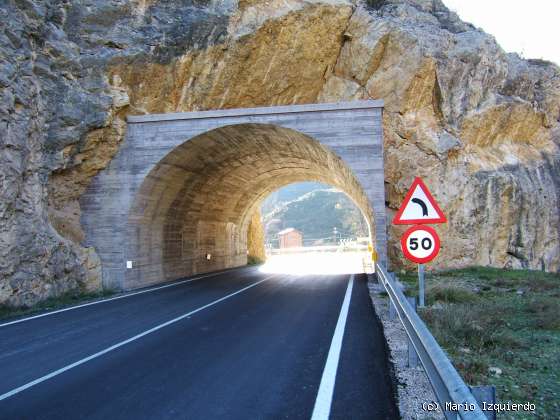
<box><xmin>0</xmin><ymin>267</ymin><xmax>398</xmax><ymax>419</ymax></box>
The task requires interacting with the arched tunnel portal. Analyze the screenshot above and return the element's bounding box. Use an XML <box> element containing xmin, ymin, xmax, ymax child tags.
<box><xmin>80</xmin><ymin>101</ymin><xmax>387</xmax><ymax>290</ymax></box>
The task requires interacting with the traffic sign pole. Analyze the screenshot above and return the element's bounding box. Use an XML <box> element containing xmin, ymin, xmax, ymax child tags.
<box><xmin>418</xmin><ymin>263</ymin><xmax>425</xmax><ymax>307</ymax></box>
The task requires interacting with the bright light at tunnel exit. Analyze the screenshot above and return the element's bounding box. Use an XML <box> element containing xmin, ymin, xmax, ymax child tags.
<box><xmin>259</xmin><ymin>251</ymin><xmax>371</xmax><ymax>275</ymax></box>
<box><xmin>258</xmin><ymin>181</ymin><xmax>373</xmax><ymax>275</ymax></box>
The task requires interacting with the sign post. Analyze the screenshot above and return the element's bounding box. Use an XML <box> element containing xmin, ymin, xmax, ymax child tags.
<box><xmin>418</xmin><ymin>264</ymin><xmax>425</xmax><ymax>307</ymax></box>
<box><xmin>393</xmin><ymin>177</ymin><xmax>446</xmax><ymax>307</ymax></box>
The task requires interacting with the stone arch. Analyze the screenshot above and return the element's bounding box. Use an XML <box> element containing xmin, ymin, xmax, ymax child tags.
<box><xmin>80</xmin><ymin>101</ymin><xmax>386</xmax><ymax>290</ymax></box>
<box><xmin>127</xmin><ymin>123</ymin><xmax>375</xmax><ymax>286</ymax></box>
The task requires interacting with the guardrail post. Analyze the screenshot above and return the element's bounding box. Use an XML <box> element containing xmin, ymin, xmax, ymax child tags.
<box><xmin>406</xmin><ymin>296</ymin><xmax>419</xmax><ymax>368</ymax></box>
<box><xmin>388</xmin><ymin>273</ymin><xmax>396</xmax><ymax>319</ymax></box>
<box><xmin>389</xmin><ymin>302</ymin><xmax>397</xmax><ymax>320</ymax></box>
<box><xmin>470</xmin><ymin>386</ymin><xmax>496</xmax><ymax>420</ymax></box>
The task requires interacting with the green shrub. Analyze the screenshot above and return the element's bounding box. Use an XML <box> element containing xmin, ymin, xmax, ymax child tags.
<box><xmin>527</xmin><ymin>277</ymin><xmax>559</xmax><ymax>292</ymax></box>
<box><xmin>427</xmin><ymin>283</ymin><xmax>477</xmax><ymax>304</ymax></box>
<box><xmin>421</xmin><ymin>302</ymin><xmax>525</xmax><ymax>352</ymax></box>
<box><xmin>455</xmin><ymin>358</ymin><xmax>489</xmax><ymax>384</ymax></box>
<box><xmin>247</xmin><ymin>255</ymin><xmax>265</xmax><ymax>265</ymax></box>
<box><xmin>526</xmin><ymin>297</ymin><xmax>560</xmax><ymax>330</ymax></box>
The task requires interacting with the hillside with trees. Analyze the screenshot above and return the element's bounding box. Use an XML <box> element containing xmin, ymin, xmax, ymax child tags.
<box><xmin>261</xmin><ymin>183</ymin><xmax>369</xmax><ymax>248</ymax></box>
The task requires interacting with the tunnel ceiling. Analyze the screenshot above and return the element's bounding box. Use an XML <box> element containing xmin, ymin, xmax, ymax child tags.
<box><xmin>128</xmin><ymin>123</ymin><xmax>374</xmax><ymax>282</ymax></box>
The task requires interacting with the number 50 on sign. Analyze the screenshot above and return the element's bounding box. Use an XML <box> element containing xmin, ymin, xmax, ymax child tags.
<box><xmin>400</xmin><ymin>225</ymin><xmax>441</xmax><ymax>264</ymax></box>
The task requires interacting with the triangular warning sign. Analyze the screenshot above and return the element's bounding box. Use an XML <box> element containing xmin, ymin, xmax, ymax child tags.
<box><xmin>392</xmin><ymin>177</ymin><xmax>447</xmax><ymax>225</ymax></box>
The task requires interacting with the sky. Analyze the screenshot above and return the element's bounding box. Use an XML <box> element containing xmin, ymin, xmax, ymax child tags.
<box><xmin>443</xmin><ymin>0</ymin><xmax>560</xmax><ymax>65</ymax></box>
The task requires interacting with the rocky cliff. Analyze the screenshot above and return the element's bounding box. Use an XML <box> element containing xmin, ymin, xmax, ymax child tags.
<box><xmin>1</xmin><ymin>0</ymin><xmax>559</xmax><ymax>306</ymax></box>
<box><xmin>247</xmin><ymin>210</ymin><xmax>266</xmax><ymax>264</ymax></box>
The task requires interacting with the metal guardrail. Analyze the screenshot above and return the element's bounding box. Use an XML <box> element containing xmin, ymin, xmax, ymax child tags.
<box><xmin>376</xmin><ymin>263</ymin><xmax>488</xmax><ymax>420</ymax></box>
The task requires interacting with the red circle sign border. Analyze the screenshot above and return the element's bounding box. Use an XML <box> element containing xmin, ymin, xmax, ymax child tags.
<box><xmin>400</xmin><ymin>225</ymin><xmax>441</xmax><ymax>264</ymax></box>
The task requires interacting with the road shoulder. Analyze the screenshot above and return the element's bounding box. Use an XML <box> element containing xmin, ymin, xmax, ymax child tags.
<box><xmin>369</xmin><ymin>282</ymin><xmax>444</xmax><ymax>420</ymax></box>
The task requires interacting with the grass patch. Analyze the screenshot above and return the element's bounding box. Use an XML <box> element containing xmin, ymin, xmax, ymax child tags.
<box><xmin>0</xmin><ymin>289</ymin><xmax>115</xmax><ymax>322</ymax></box>
<box><xmin>395</xmin><ymin>266</ymin><xmax>560</xmax><ymax>419</ymax></box>
<box><xmin>426</xmin><ymin>283</ymin><xmax>477</xmax><ymax>304</ymax></box>
<box><xmin>247</xmin><ymin>255</ymin><xmax>265</xmax><ymax>265</ymax></box>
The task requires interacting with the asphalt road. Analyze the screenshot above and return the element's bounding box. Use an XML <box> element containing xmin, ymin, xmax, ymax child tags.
<box><xmin>0</xmin><ymin>267</ymin><xmax>398</xmax><ymax>420</ymax></box>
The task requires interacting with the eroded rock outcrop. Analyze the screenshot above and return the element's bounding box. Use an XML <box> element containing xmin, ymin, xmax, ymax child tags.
<box><xmin>247</xmin><ymin>210</ymin><xmax>266</xmax><ymax>264</ymax></box>
<box><xmin>1</xmin><ymin>0</ymin><xmax>559</xmax><ymax>306</ymax></box>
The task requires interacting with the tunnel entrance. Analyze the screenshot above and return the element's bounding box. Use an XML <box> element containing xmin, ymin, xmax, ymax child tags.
<box><xmin>80</xmin><ymin>101</ymin><xmax>386</xmax><ymax>290</ymax></box>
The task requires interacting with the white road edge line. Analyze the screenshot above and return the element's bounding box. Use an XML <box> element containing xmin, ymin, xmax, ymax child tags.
<box><xmin>0</xmin><ymin>266</ymin><xmax>253</xmax><ymax>328</ymax></box>
<box><xmin>0</xmin><ymin>274</ymin><xmax>275</xmax><ymax>402</ymax></box>
<box><xmin>311</xmin><ymin>274</ymin><xmax>354</xmax><ymax>420</ymax></box>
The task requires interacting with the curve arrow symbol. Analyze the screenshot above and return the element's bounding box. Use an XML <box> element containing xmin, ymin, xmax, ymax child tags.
<box><xmin>411</xmin><ymin>198</ymin><xmax>428</xmax><ymax>216</ymax></box>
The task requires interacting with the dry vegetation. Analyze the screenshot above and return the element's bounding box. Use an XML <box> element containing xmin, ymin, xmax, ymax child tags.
<box><xmin>0</xmin><ymin>289</ymin><xmax>114</xmax><ymax>322</ymax></box>
<box><xmin>398</xmin><ymin>267</ymin><xmax>560</xmax><ymax>419</ymax></box>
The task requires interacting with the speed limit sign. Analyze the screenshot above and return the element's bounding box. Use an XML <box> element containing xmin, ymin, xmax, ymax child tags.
<box><xmin>400</xmin><ymin>225</ymin><xmax>441</xmax><ymax>264</ymax></box>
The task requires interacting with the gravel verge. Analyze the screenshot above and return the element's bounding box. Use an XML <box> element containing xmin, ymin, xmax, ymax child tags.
<box><xmin>369</xmin><ymin>281</ymin><xmax>444</xmax><ymax>420</ymax></box>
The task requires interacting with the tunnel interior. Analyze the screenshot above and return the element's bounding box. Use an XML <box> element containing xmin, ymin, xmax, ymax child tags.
<box><xmin>126</xmin><ymin>124</ymin><xmax>375</xmax><ymax>287</ymax></box>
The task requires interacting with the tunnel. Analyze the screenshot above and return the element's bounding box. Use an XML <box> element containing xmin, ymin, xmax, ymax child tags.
<box><xmin>80</xmin><ymin>101</ymin><xmax>387</xmax><ymax>290</ymax></box>
<box><xmin>127</xmin><ymin>124</ymin><xmax>374</xmax><ymax>285</ymax></box>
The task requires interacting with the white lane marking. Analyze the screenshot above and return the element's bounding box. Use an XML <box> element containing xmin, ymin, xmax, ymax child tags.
<box><xmin>0</xmin><ymin>266</ymin><xmax>254</xmax><ymax>328</ymax></box>
<box><xmin>311</xmin><ymin>274</ymin><xmax>354</xmax><ymax>420</ymax></box>
<box><xmin>0</xmin><ymin>274</ymin><xmax>275</xmax><ymax>402</ymax></box>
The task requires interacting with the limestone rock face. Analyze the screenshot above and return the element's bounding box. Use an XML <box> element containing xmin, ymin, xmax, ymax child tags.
<box><xmin>1</xmin><ymin>0</ymin><xmax>559</xmax><ymax>306</ymax></box>
<box><xmin>247</xmin><ymin>211</ymin><xmax>266</xmax><ymax>264</ymax></box>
